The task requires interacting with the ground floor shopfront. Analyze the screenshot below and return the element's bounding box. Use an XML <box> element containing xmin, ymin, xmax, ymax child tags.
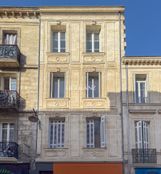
<box><xmin>34</xmin><ymin>162</ymin><xmax>123</xmax><ymax>174</ymax></box>
<box><xmin>135</xmin><ymin>168</ymin><xmax>161</xmax><ymax>174</ymax></box>
<box><xmin>0</xmin><ymin>163</ymin><xmax>30</xmax><ymax>174</ymax></box>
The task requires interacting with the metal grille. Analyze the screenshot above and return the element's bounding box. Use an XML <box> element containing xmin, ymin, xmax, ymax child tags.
<box><xmin>132</xmin><ymin>148</ymin><xmax>157</xmax><ymax>163</ymax></box>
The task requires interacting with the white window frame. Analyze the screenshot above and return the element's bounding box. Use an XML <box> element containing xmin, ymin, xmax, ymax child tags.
<box><xmin>135</xmin><ymin>120</ymin><xmax>149</xmax><ymax>149</ymax></box>
<box><xmin>0</xmin><ymin>77</ymin><xmax>17</xmax><ymax>91</ymax></box>
<box><xmin>134</xmin><ymin>75</ymin><xmax>148</xmax><ymax>103</ymax></box>
<box><xmin>50</xmin><ymin>73</ymin><xmax>65</xmax><ymax>98</ymax></box>
<box><xmin>53</xmin><ymin>31</ymin><xmax>65</xmax><ymax>53</ymax></box>
<box><xmin>86</xmin><ymin>72</ymin><xmax>101</xmax><ymax>98</ymax></box>
<box><xmin>86</xmin><ymin>116</ymin><xmax>106</xmax><ymax>148</ymax></box>
<box><xmin>49</xmin><ymin>119</ymin><xmax>65</xmax><ymax>148</ymax></box>
<box><xmin>86</xmin><ymin>32</ymin><xmax>99</xmax><ymax>53</ymax></box>
<box><xmin>0</xmin><ymin>123</ymin><xmax>15</xmax><ymax>142</ymax></box>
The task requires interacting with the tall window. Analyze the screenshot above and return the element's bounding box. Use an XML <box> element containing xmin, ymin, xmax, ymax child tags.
<box><xmin>86</xmin><ymin>116</ymin><xmax>105</xmax><ymax>148</ymax></box>
<box><xmin>86</xmin><ymin>72</ymin><xmax>101</xmax><ymax>98</ymax></box>
<box><xmin>50</xmin><ymin>72</ymin><xmax>65</xmax><ymax>98</ymax></box>
<box><xmin>86</xmin><ymin>32</ymin><xmax>99</xmax><ymax>52</ymax></box>
<box><xmin>0</xmin><ymin>123</ymin><xmax>15</xmax><ymax>142</ymax></box>
<box><xmin>3</xmin><ymin>31</ymin><xmax>17</xmax><ymax>45</ymax></box>
<box><xmin>52</xmin><ymin>32</ymin><xmax>65</xmax><ymax>52</ymax></box>
<box><xmin>135</xmin><ymin>74</ymin><xmax>147</xmax><ymax>103</ymax></box>
<box><xmin>135</xmin><ymin>121</ymin><xmax>149</xmax><ymax>149</ymax></box>
<box><xmin>49</xmin><ymin>118</ymin><xmax>65</xmax><ymax>148</ymax></box>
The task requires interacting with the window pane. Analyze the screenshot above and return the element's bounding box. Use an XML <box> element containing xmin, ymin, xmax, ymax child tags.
<box><xmin>53</xmin><ymin>32</ymin><xmax>58</xmax><ymax>52</ymax></box>
<box><xmin>10</xmin><ymin>78</ymin><xmax>17</xmax><ymax>91</ymax></box>
<box><xmin>88</xmin><ymin>76</ymin><xmax>92</xmax><ymax>97</ymax></box>
<box><xmin>86</xmin><ymin>33</ymin><xmax>92</xmax><ymax>52</ymax></box>
<box><xmin>59</xmin><ymin>77</ymin><xmax>64</xmax><ymax>98</ymax></box>
<box><xmin>53</xmin><ymin>77</ymin><xmax>58</xmax><ymax>98</ymax></box>
<box><xmin>60</xmin><ymin>32</ymin><xmax>65</xmax><ymax>41</ymax></box>
<box><xmin>140</xmin><ymin>82</ymin><xmax>145</xmax><ymax>103</ymax></box>
<box><xmin>94</xmin><ymin>76</ymin><xmax>99</xmax><ymax>97</ymax></box>
<box><xmin>94</xmin><ymin>118</ymin><xmax>100</xmax><ymax>148</ymax></box>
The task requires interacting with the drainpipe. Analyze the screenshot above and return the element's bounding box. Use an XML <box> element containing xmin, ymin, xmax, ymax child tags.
<box><xmin>119</xmin><ymin>11</ymin><xmax>125</xmax><ymax>174</ymax></box>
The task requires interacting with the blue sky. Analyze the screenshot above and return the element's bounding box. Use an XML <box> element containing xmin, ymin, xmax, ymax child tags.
<box><xmin>0</xmin><ymin>0</ymin><xmax>161</xmax><ymax>56</ymax></box>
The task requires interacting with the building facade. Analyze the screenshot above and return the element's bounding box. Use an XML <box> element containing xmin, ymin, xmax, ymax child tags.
<box><xmin>122</xmin><ymin>57</ymin><xmax>161</xmax><ymax>174</ymax></box>
<box><xmin>37</xmin><ymin>6</ymin><xmax>125</xmax><ymax>174</ymax></box>
<box><xmin>0</xmin><ymin>7</ymin><xmax>40</xmax><ymax>174</ymax></box>
<box><xmin>0</xmin><ymin>5</ymin><xmax>160</xmax><ymax>174</ymax></box>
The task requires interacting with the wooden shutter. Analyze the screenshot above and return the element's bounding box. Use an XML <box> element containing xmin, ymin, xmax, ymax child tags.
<box><xmin>100</xmin><ymin>116</ymin><xmax>106</xmax><ymax>148</ymax></box>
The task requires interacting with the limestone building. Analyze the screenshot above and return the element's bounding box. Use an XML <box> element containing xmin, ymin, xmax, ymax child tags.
<box><xmin>0</xmin><ymin>7</ymin><xmax>40</xmax><ymax>173</ymax></box>
<box><xmin>122</xmin><ymin>56</ymin><xmax>161</xmax><ymax>174</ymax></box>
<box><xmin>36</xmin><ymin>6</ymin><xmax>125</xmax><ymax>174</ymax></box>
<box><xmin>1</xmin><ymin>5</ymin><xmax>160</xmax><ymax>174</ymax></box>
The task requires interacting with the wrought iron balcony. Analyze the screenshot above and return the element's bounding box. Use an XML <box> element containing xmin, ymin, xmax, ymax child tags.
<box><xmin>0</xmin><ymin>90</ymin><xmax>20</xmax><ymax>109</ymax></box>
<box><xmin>0</xmin><ymin>142</ymin><xmax>18</xmax><ymax>159</ymax></box>
<box><xmin>132</xmin><ymin>148</ymin><xmax>157</xmax><ymax>163</ymax></box>
<box><xmin>0</xmin><ymin>45</ymin><xmax>20</xmax><ymax>67</ymax></box>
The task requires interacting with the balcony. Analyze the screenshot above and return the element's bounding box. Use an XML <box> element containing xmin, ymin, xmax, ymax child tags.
<box><xmin>0</xmin><ymin>90</ymin><xmax>20</xmax><ymax>109</ymax></box>
<box><xmin>0</xmin><ymin>45</ymin><xmax>20</xmax><ymax>68</ymax></box>
<box><xmin>0</xmin><ymin>142</ymin><xmax>18</xmax><ymax>159</ymax></box>
<box><xmin>132</xmin><ymin>148</ymin><xmax>157</xmax><ymax>163</ymax></box>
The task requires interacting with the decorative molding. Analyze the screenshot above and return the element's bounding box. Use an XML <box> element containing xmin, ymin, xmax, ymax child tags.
<box><xmin>46</xmin><ymin>98</ymin><xmax>69</xmax><ymax>109</ymax></box>
<box><xmin>47</xmin><ymin>52</ymin><xmax>69</xmax><ymax>64</ymax></box>
<box><xmin>0</xmin><ymin>8</ymin><xmax>40</xmax><ymax>18</ymax></box>
<box><xmin>83</xmin><ymin>99</ymin><xmax>106</xmax><ymax>109</ymax></box>
<box><xmin>123</xmin><ymin>57</ymin><xmax>161</xmax><ymax>66</ymax></box>
<box><xmin>129</xmin><ymin>109</ymin><xmax>156</xmax><ymax>114</ymax></box>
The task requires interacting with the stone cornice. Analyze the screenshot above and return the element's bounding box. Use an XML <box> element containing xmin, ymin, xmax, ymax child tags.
<box><xmin>123</xmin><ymin>56</ymin><xmax>161</xmax><ymax>65</ymax></box>
<box><xmin>0</xmin><ymin>7</ymin><xmax>40</xmax><ymax>18</ymax></box>
<box><xmin>40</xmin><ymin>6</ymin><xmax>125</xmax><ymax>13</ymax></box>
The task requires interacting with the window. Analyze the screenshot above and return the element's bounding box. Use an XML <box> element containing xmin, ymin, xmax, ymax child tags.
<box><xmin>52</xmin><ymin>32</ymin><xmax>65</xmax><ymax>52</ymax></box>
<box><xmin>86</xmin><ymin>116</ymin><xmax>105</xmax><ymax>148</ymax></box>
<box><xmin>135</xmin><ymin>74</ymin><xmax>147</xmax><ymax>103</ymax></box>
<box><xmin>50</xmin><ymin>72</ymin><xmax>65</xmax><ymax>98</ymax></box>
<box><xmin>0</xmin><ymin>123</ymin><xmax>15</xmax><ymax>142</ymax></box>
<box><xmin>3</xmin><ymin>31</ymin><xmax>17</xmax><ymax>45</ymax></box>
<box><xmin>49</xmin><ymin>118</ymin><xmax>65</xmax><ymax>148</ymax></box>
<box><xmin>135</xmin><ymin>121</ymin><xmax>149</xmax><ymax>149</ymax></box>
<box><xmin>0</xmin><ymin>77</ymin><xmax>17</xmax><ymax>91</ymax></box>
<box><xmin>86</xmin><ymin>32</ymin><xmax>99</xmax><ymax>52</ymax></box>
<box><xmin>86</xmin><ymin>72</ymin><xmax>101</xmax><ymax>98</ymax></box>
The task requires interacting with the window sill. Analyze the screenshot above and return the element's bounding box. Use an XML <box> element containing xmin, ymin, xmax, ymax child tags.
<box><xmin>47</xmin><ymin>52</ymin><xmax>70</xmax><ymax>56</ymax></box>
<box><xmin>83</xmin><ymin>147</ymin><xmax>107</xmax><ymax>150</ymax></box>
<box><xmin>83</xmin><ymin>52</ymin><xmax>105</xmax><ymax>56</ymax></box>
<box><xmin>83</xmin><ymin>97</ymin><xmax>106</xmax><ymax>100</ymax></box>
<box><xmin>46</xmin><ymin>98</ymin><xmax>70</xmax><ymax>100</ymax></box>
<box><xmin>44</xmin><ymin>147</ymin><xmax>68</xmax><ymax>150</ymax></box>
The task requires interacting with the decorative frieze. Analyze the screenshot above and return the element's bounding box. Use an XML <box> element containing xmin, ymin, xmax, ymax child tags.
<box><xmin>46</xmin><ymin>98</ymin><xmax>69</xmax><ymax>109</ymax></box>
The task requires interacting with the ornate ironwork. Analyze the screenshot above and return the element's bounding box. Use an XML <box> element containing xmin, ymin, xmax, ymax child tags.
<box><xmin>0</xmin><ymin>142</ymin><xmax>18</xmax><ymax>159</ymax></box>
<box><xmin>0</xmin><ymin>90</ymin><xmax>20</xmax><ymax>109</ymax></box>
<box><xmin>0</xmin><ymin>45</ymin><xmax>20</xmax><ymax>61</ymax></box>
<box><xmin>132</xmin><ymin>148</ymin><xmax>157</xmax><ymax>163</ymax></box>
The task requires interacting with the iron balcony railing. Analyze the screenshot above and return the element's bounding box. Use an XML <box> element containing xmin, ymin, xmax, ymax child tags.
<box><xmin>0</xmin><ymin>44</ymin><xmax>20</xmax><ymax>62</ymax></box>
<box><xmin>0</xmin><ymin>90</ymin><xmax>20</xmax><ymax>109</ymax></box>
<box><xmin>0</xmin><ymin>142</ymin><xmax>18</xmax><ymax>159</ymax></box>
<box><xmin>132</xmin><ymin>148</ymin><xmax>157</xmax><ymax>163</ymax></box>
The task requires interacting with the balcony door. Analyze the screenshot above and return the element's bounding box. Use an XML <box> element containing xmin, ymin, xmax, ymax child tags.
<box><xmin>0</xmin><ymin>77</ymin><xmax>17</xmax><ymax>91</ymax></box>
<box><xmin>135</xmin><ymin>120</ymin><xmax>149</xmax><ymax>149</ymax></box>
<box><xmin>0</xmin><ymin>123</ymin><xmax>15</xmax><ymax>142</ymax></box>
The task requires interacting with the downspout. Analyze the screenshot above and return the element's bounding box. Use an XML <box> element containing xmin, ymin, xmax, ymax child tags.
<box><xmin>33</xmin><ymin>11</ymin><xmax>41</xmax><ymax>170</ymax></box>
<box><xmin>119</xmin><ymin>11</ymin><xmax>125</xmax><ymax>174</ymax></box>
<box><xmin>126</xmin><ymin>64</ymin><xmax>130</xmax><ymax>173</ymax></box>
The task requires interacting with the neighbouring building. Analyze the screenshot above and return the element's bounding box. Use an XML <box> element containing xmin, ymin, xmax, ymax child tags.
<box><xmin>122</xmin><ymin>56</ymin><xmax>161</xmax><ymax>174</ymax></box>
<box><xmin>0</xmin><ymin>7</ymin><xmax>40</xmax><ymax>174</ymax></box>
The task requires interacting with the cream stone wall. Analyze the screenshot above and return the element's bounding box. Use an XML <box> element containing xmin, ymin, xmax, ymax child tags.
<box><xmin>38</xmin><ymin>7</ymin><xmax>125</xmax><ymax>163</ymax></box>
<box><xmin>122</xmin><ymin>58</ymin><xmax>161</xmax><ymax>174</ymax></box>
